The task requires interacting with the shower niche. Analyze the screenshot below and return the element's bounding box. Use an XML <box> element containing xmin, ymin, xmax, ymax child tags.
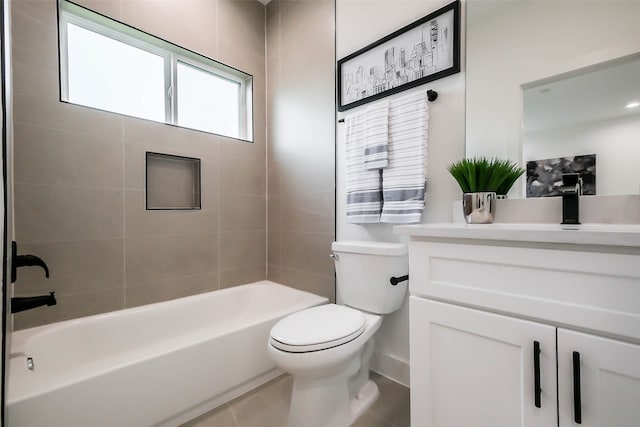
<box><xmin>145</xmin><ymin>152</ymin><xmax>201</xmax><ymax>210</ymax></box>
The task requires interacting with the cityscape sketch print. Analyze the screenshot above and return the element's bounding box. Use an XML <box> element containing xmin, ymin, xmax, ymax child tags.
<box><xmin>339</xmin><ymin>5</ymin><xmax>457</xmax><ymax>109</ymax></box>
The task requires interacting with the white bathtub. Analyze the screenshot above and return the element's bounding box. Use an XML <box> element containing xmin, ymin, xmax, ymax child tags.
<box><xmin>7</xmin><ymin>281</ymin><xmax>327</xmax><ymax>427</ymax></box>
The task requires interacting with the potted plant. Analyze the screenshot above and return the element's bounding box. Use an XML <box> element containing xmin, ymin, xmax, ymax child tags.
<box><xmin>448</xmin><ymin>157</ymin><xmax>525</xmax><ymax>224</ymax></box>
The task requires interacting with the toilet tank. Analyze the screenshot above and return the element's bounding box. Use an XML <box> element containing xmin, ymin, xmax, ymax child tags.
<box><xmin>332</xmin><ymin>241</ymin><xmax>408</xmax><ymax>314</ymax></box>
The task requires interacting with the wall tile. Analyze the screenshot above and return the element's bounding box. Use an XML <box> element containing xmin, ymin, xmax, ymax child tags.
<box><xmin>276</xmin><ymin>148</ymin><xmax>334</xmax><ymax>195</ymax></box>
<box><xmin>12</xmin><ymin>62</ymin><xmax>59</xmax><ymax>101</ymax></box>
<box><xmin>218</xmin><ymin>154</ymin><xmax>266</xmax><ymax>196</ymax></box>
<box><xmin>219</xmin><ymin>230</ymin><xmax>266</xmax><ymax>271</ymax></box>
<box><xmin>280</xmin><ymin>191</ymin><xmax>334</xmax><ymax>234</ymax></box>
<box><xmin>218</xmin><ymin>40</ymin><xmax>266</xmax><ymax>82</ymax></box>
<box><xmin>121</xmin><ymin>0</ymin><xmax>217</xmax><ymax>59</ymax></box>
<box><xmin>265</xmin><ymin>0</ymin><xmax>336</xmax><ymax>301</ymax></box>
<box><xmin>267</xmin><ymin>264</ymin><xmax>334</xmax><ymax>301</ymax></box>
<box><xmin>217</xmin><ymin>0</ymin><xmax>266</xmax><ymax>60</ymax></box>
<box><xmin>267</xmin><ymin>195</ymin><xmax>281</xmax><ymax>232</ymax></box>
<box><xmin>125</xmin><ymin>233</ymin><xmax>219</xmax><ymax>286</ymax></box>
<box><xmin>266</xmin><ymin>155</ymin><xmax>281</xmax><ymax>196</ymax></box>
<box><xmin>11</xmin><ymin>0</ymin><xmax>58</xmax><ymax>70</ymax></box>
<box><xmin>14</xmin><ymin>184</ymin><xmax>124</xmax><ymax>242</ymax></box>
<box><xmin>123</xmin><ymin>118</ymin><xmax>218</xmax><ymax>190</ymax></box>
<box><xmin>73</xmin><ymin>0</ymin><xmax>122</xmax><ymax>20</ymax></box>
<box><xmin>13</xmin><ymin>96</ymin><xmax>125</xmax><ymax>139</ymax></box>
<box><xmin>218</xmin><ymin>136</ymin><xmax>265</xmax><ymax>164</ymax></box>
<box><xmin>267</xmin><ymin>229</ymin><xmax>281</xmax><ymax>266</ymax></box>
<box><xmin>220</xmin><ymin>194</ymin><xmax>266</xmax><ymax>232</ymax></box>
<box><xmin>280</xmin><ymin>231</ymin><xmax>334</xmax><ymax>276</ymax></box>
<box><xmin>220</xmin><ymin>265</ymin><xmax>267</xmax><ymax>289</ymax></box>
<box><xmin>14</xmin><ymin>239</ymin><xmax>124</xmax><ymax>295</ymax></box>
<box><xmin>14</xmin><ymin>124</ymin><xmax>124</xmax><ymax>188</ymax></box>
<box><xmin>125</xmin><ymin>271</ymin><xmax>219</xmax><ymax>308</ymax></box>
<box><xmin>125</xmin><ymin>189</ymin><xmax>219</xmax><ymax>237</ymax></box>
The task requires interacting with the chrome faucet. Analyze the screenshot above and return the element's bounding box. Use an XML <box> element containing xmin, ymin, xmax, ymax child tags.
<box><xmin>560</xmin><ymin>173</ymin><xmax>582</xmax><ymax>225</ymax></box>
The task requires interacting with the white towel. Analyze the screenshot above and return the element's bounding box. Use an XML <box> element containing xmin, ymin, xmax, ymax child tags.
<box><xmin>380</xmin><ymin>90</ymin><xmax>429</xmax><ymax>224</ymax></box>
<box><xmin>363</xmin><ymin>101</ymin><xmax>389</xmax><ymax>170</ymax></box>
<box><xmin>345</xmin><ymin>110</ymin><xmax>383</xmax><ymax>223</ymax></box>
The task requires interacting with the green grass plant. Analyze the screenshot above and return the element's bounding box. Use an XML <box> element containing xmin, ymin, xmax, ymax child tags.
<box><xmin>448</xmin><ymin>157</ymin><xmax>525</xmax><ymax>195</ymax></box>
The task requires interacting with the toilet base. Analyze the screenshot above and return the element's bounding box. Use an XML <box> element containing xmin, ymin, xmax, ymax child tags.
<box><xmin>287</xmin><ymin>373</ymin><xmax>379</xmax><ymax>427</ymax></box>
<box><xmin>350</xmin><ymin>379</ymin><xmax>380</xmax><ymax>419</ymax></box>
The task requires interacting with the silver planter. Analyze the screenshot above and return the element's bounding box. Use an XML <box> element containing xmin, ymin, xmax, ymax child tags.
<box><xmin>462</xmin><ymin>192</ymin><xmax>496</xmax><ymax>224</ymax></box>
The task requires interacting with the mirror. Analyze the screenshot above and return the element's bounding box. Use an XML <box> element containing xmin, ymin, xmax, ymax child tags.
<box><xmin>465</xmin><ymin>0</ymin><xmax>640</xmax><ymax>198</ymax></box>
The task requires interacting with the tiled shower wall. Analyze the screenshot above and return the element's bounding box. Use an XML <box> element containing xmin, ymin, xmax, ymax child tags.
<box><xmin>265</xmin><ymin>0</ymin><xmax>336</xmax><ymax>300</ymax></box>
<box><xmin>12</xmin><ymin>0</ymin><xmax>268</xmax><ymax>329</ymax></box>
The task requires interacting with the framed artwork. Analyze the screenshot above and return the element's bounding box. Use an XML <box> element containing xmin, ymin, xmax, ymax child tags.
<box><xmin>526</xmin><ymin>154</ymin><xmax>596</xmax><ymax>198</ymax></box>
<box><xmin>337</xmin><ymin>0</ymin><xmax>460</xmax><ymax>111</ymax></box>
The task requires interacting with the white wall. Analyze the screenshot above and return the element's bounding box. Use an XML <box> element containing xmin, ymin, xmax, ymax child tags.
<box><xmin>336</xmin><ymin>0</ymin><xmax>466</xmax><ymax>385</ymax></box>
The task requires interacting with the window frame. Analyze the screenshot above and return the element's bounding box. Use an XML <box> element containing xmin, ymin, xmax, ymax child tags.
<box><xmin>58</xmin><ymin>0</ymin><xmax>253</xmax><ymax>142</ymax></box>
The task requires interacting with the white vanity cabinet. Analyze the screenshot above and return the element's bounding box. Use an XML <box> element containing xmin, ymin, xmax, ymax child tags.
<box><xmin>411</xmin><ymin>297</ymin><xmax>558</xmax><ymax>426</ymax></box>
<box><xmin>556</xmin><ymin>329</ymin><xmax>640</xmax><ymax>427</ymax></box>
<box><xmin>400</xmin><ymin>224</ymin><xmax>640</xmax><ymax>427</ymax></box>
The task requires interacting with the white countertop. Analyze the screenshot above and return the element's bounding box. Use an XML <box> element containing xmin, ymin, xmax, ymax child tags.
<box><xmin>395</xmin><ymin>223</ymin><xmax>640</xmax><ymax>248</ymax></box>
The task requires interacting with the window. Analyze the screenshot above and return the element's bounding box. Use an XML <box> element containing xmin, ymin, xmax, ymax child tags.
<box><xmin>176</xmin><ymin>62</ymin><xmax>241</xmax><ymax>136</ymax></box>
<box><xmin>58</xmin><ymin>0</ymin><xmax>253</xmax><ymax>141</ymax></box>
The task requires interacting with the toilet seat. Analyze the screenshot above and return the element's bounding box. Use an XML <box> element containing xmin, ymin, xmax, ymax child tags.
<box><xmin>270</xmin><ymin>304</ymin><xmax>366</xmax><ymax>353</ymax></box>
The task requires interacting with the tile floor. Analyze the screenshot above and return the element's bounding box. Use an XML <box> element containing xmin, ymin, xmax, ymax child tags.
<box><xmin>181</xmin><ymin>372</ymin><xmax>410</xmax><ymax>427</ymax></box>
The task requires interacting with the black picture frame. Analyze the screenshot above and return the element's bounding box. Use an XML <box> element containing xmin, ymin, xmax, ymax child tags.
<box><xmin>337</xmin><ymin>0</ymin><xmax>460</xmax><ymax>112</ymax></box>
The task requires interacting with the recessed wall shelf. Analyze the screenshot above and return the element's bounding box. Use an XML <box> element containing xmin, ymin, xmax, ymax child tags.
<box><xmin>145</xmin><ymin>152</ymin><xmax>201</xmax><ymax>210</ymax></box>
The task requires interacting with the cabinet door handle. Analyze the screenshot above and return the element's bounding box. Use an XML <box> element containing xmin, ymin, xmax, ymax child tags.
<box><xmin>572</xmin><ymin>351</ymin><xmax>582</xmax><ymax>424</ymax></box>
<box><xmin>533</xmin><ymin>341</ymin><xmax>541</xmax><ymax>408</ymax></box>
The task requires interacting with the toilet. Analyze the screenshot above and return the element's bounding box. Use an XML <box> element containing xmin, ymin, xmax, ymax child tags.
<box><xmin>268</xmin><ymin>241</ymin><xmax>408</xmax><ymax>427</ymax></box>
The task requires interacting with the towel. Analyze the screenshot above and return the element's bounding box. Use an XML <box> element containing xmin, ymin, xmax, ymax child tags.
<box><xmin>363</xmin><ymin>101</ymin><xmax>389</xmax><ymax>170</ymax></box>
<box><xmin>345</xmin><ymin>110</ymin><xmax>383</xmax><ymax>223</ymax></box>
<box><xmin>380</xmin><ymin>90</ymin><xmax>429</xmax><ymax>223</ymax></box>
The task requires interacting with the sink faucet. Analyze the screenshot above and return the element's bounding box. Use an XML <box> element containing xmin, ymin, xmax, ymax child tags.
<box><xmin>11</xmin><ymin>292</ymin><xmax>56</xmax><ymax>314</ymax></box>
<box><xmin>560</xmin><ymin>173</ymin><xmax>582</xmax><ymax>225</ymax></box>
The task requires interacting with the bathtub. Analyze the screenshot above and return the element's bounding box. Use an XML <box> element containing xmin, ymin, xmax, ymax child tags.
<box><xmin>7</xmin><ymin>281</ymin><xmax>328</xmax><ymax>427</ymax></box>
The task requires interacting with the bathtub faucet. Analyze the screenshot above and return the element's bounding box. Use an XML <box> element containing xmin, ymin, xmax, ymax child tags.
<box><xmin>11</xmin><ymin>292</ymin><xmax>57</xmax><ymax>314</ymax></box>
<box><xmin>11</xmin><ymin>241</ymin><xmax>50</xmax><ymax>283</ymax></box>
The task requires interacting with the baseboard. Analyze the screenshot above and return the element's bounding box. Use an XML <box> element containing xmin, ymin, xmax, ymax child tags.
<box><xmin>371</xmin><ymin>351</ymin><xmax>410</xmax><ymax>388</ymax></box>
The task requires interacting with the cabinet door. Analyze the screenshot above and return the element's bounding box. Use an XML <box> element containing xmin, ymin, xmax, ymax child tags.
<box><xmin>558</xmin><ymin>329</ymin><xmax>640</xmax><ymax>427</ymax></box>
<box><xmin>410</xmin><ymin>297</ymin><xmax>557</xmax><ymax>427</ymax></box>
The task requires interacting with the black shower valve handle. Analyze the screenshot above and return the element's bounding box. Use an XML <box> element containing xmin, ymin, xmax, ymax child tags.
<box><xmin>11</xmin><ymin>241</ymin><xmax>50</xmax><ymax>283</ymax></box>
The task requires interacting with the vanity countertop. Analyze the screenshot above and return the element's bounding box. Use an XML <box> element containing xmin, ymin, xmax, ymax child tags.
<box><xmin>395</xmin><ymin>223</ymin><xmax>640</xmax><ymax>248</ymax></box>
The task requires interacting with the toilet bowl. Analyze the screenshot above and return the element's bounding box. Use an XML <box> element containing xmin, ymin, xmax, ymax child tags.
<box><xmin>268</xmin><ymin>241</ymin><xmax>408</xmax><ymax>427</ymax></box>
<box><xmin>268</xmin><ymin>304</ymin><xmax>382</xmax><ymax>427</ymax></box>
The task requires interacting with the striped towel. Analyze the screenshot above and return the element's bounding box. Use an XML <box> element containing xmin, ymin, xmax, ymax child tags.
<box><xmin>345</xmin><ymin>110</ymin><xmax>383</xmax><ymax>223</ymax></box>
<box><xmin>380</xmin><ymin>90</ymin><xmax>429</xmax><ymax>224</ymax></box>
<box><xmin>363</xmin><ymin>101</ymin><xmax>389</xmax><ymax>170</ymax></box>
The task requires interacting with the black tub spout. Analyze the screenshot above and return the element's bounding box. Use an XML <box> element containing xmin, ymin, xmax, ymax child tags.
<box><xmin>11</xmin><ymin>292</ymin><xmax>56</xmax><ymax>314</ymax></box>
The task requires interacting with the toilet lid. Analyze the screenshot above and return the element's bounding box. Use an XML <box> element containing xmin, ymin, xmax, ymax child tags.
<box><xmin>270</xmin><ymin>304</ymin><xmax>366</xmax><ymax>353</ymax></box>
